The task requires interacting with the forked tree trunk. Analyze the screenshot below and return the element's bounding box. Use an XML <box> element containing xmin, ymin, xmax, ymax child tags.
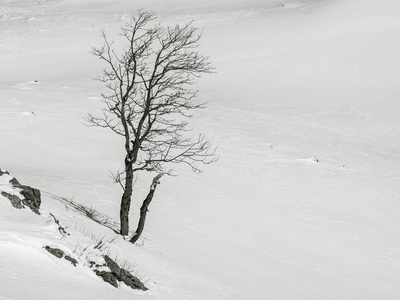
<box><xmin>120</xmin><ymin>163</ymin><xmax>134</xmax><ymax>236</ymax></box>
<box><xmin>130</xmin><ymin>174</ymin><xmax>163</xmax><ymax>244</ymax></box>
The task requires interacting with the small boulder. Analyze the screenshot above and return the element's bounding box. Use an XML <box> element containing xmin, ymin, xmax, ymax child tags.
<box><xmin>96</xmin><ymin>271</ymin><xmax>119</xmax><ymax>288</ymax></box>
<box><xmin>103</xmin><ymin>255</ymin><xmax>148</xmax><ymax>291</ymax></box>
<box><xmin>104</xmin><ymin>255</ymin><xmax>121</xmax><ymax>277</ymax></box>
<box><xmin>65</xmin><ymin>255</ymin><xmax>78</xmax><ymax>266</ymax></box>
<box><xmin>9</xmin><ymin>177</ymin><xmax>21</xmax><ymax>186</ymax></box>
<box><xmin>0</xmin><ymin>170</ymin><xmax>41</xmax><ymax>215</ymax></box>
<box><xmin>1</xmin><ymin>191</ymin><xmax>24</xmax><ymax>209</ymax></box>
<box><xmin>45</xmin><ymin>246</ymin><xmax>79</xmax><ymax>267</ymax></box>
<box><xmin>45</xmin><ymin>246</ymin><xmax>64</xmax><ymax>258</ymax></box>
<box><xmin>0</xmin><ymin>169</ymin><xmax>9</xmax><ymax>176</ymax></box>
<box><xmin>19</xmin><ymin>185</ymin><xmax>41</xmax><ymax>215</ymax></box>
<box><xmin>120</xmin><ymin>269</ymin><xmax>148</xmax><ymax>291</ymax></box>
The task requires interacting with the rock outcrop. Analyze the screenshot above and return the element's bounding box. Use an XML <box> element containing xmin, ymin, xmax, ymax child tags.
<box><xmin>0</xmin><ymin>169</ymin><xmax>41</xmax><ymax>214</ymax></box>
<box><xmin>44</xmin><ymin>246</ymin><xmax>78</xmax><ymax>266</ymax></box>
<box><xmin>97</xmin><ymin>255</ymin><xmax>148</xmax><ymax>291</ymax></box>
<box><xmin>0</xmin><ymin>169</ymin><xmax>9</xmax><ymax>176</ymax></box>
<box><xmin>95</xmin><ymin>270</ymin><xmax>119</xmax><ymax>288</ymax></box>
<box><xmin>1</xmin><ymin>169</ymin><xmax>147</xmax><ymax>293</ymax></box>
<box><xmin>44</xmin><ymin>245</ymin><xmax>148</xmax><ymax>291</ymax></box>
<box><xmin>1</xmin><ymin>192</ymin><xmax>24</xmax><ymax>209</ymax></box>
<box><xmin>45</xmin><ymin>246</ymin><xmax>65</xmax><ymax>258</ymax></box>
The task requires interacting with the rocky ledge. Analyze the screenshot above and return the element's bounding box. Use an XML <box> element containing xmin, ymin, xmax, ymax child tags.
<box><xmin>45</xmin><ymin>245</ymin><xmax>148</xmax><ymax>291</ymax></box>
<box><xmin>0</xmin><ymin>168</ymin><xmax>41</xmax><ymax>214</ymax></box>
<box><xmin>0</xmin><ymin>168</ymin><xmax>147</xmax><ymax>292</ymax></box>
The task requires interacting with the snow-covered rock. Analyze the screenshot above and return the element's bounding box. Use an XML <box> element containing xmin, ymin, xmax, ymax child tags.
<box><xmin>0</xmin><ymin>169</ymin><xmax>41</xmax><ymax>214</ymax></box>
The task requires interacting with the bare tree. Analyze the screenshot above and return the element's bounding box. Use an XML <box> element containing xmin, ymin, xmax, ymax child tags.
<box><xmin>87</xmin><ymin>11</ymin><xmax>217</xmax><ymax>239</ymax></box>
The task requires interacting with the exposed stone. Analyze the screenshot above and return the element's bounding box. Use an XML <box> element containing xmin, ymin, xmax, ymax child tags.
<box><xmin>1</xmin><ymin>191</ymin><xmax>24</xmax><ymax>209</ymax></box>
<box><xmin>104</xmin><ymin>255</ymin><xmax>121</xmax><ymax>276</ymax></box>
<box><xmin>120</xmin><ymin>269</ymin><xmax>148</xmax><ymax>291</ymax></box>
<box><xmin>103</xmin><ymin>255</ymin><xmax>148</xmax><ymax>291</ymax></box>
<box><xmin>96</xmin><ymin>270</ymin><xmax>119</xmax><ymax>288</ymax></box>
<box><xmin>0</xmin><ymin>170</ymin><xmax>41</xmax><ymax>214</ymax></box>
<box><xmin>9</xmin><ymin>177</ymin><xmax>21</xmax><ymax>187</ymax></box>
<box><xmin>19</xmin><ymin>185</ymin><xmax>41</xmax><ymax>215</ymax></box>
<box><xmin>44</xmin><ymin>246</ymin><xmax>79</xmax><ymax>267</ymax></box>
<box><xmin>0</xmin><ymin>169</ymin><xmax>9</xmax><ymax>176</ymax></box>
<box><xmin>65</xmin><ymin>255</ymin><xmax>78</xmax><ymax>266</ymax></box>
<box><xmin>45</xmin><ymin>246</ymin><xmax>65</xmax><ymax>258</ymax></box>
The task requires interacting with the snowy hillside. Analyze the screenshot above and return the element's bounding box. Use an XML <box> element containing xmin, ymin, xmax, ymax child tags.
<box><xmin>1</xmin><ymin>0</ymin><xmax>400</xmax><ymax>299</ymax></box>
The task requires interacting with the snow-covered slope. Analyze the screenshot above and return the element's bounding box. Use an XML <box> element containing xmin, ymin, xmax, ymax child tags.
<box><xmin>1</xmin><ymin>0</ymin><xmax>400</xmax><ymax>299</ymax></box>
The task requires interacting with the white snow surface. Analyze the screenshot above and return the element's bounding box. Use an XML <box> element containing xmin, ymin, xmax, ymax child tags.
<box><xmin>1</xmin><ymin>0</ymin><xmax>400</xmax><ymax>299</ymax></box>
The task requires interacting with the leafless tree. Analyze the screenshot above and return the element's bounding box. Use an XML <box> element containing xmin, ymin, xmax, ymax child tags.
<box><xmin>87</xmin><ymin>11</ymin><xmax>217</xmax><ymax>239</ymax></box>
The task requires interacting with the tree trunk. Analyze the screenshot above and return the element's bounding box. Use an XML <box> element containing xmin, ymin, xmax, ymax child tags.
<box><xmin>130</xmin><ymin>174</ymin><xmax>163</xmax><ymax>244</ymax></box>
<box><xmin>120</xmin><ymin>163</ymin><xmax>134</xmax><ymax>236</ymax></box>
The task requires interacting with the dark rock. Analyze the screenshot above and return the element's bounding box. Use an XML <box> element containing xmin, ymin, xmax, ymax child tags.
<box><xmin>19</xmin><ymin>185</ymin><xmax>41</xmax><ymax>215</ymax></box>
<box><xmin>0</xmin><ymin>170</ymin><xmax>41</xmax><ymax>214</ymax></box>
<box><xmin>45</xmin><ymin>246</ymin><xmax>78</xmax><ymax>267</ymax></box>
<box><xmin>103</xmin><ymin>255</ymin><xmax>147</xmax><ymax>291</ymax></box>
<box><xmin>9</xmin><ymin>177</ymin><xmax>21</xmax><ymax>187</ymax></box>
<box><xmin>89</xmin><ymin>261</ymin><xmax>107</xmax><ymax>268</ymax></box>
<box><xmin>120</xmin><ymin>269</ymin><xmax>148</xmax><ymax>291</ymax></box>
<box><xmin>64</xmin><ymin>255</ymin><xmax>78</xmax><ymax>266</ymax></box>
<box><xmin>45</xmin><ymin>246</ymin><xmax>65</xmax><ymax>258</ymax></box>
<box><xmin>104</xmin><ymin>255</ymin><xmax>121</xmax><ymax>277</ymax></box>
<box><xmin>0</xmin><ymin>169</ymin><xmax>9</xmax><ymax>176</ymax></box>
<box><xmin>1</xmin><ymin>191</ymin><xmax>24</xmax><ymax>209</ymax></box>
<box><xmin>96</xmin><ymin>270</ymin><xmax>119</xmax><ymax>288</ymax></box>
